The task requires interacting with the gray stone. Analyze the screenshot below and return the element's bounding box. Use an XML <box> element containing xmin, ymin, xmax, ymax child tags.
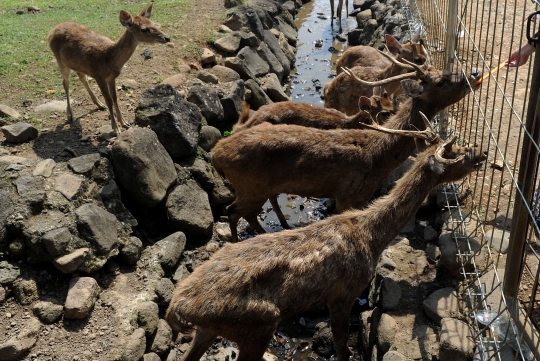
<box><xmin>214</xmin><ymin>32</ymin><xmax>242</xmax><ymax>53</ymax></box>
<box><xmin>356</xmin><ymin>9</ymin><xmax>372</xmax><ymax>28</ymax></box>
<box><xmin>484</xmin><ymin>228</ymin><xmax>510</xmax><ymax>254</ymax></box>
<box><xmin>312</xmin><ymin>322</ymin><xmax>334</xmax><ymax>357</ymax></box>
<box><xmin>166</xmin><ymin>180</ymin><xmax>214</xmax><ymax>237</ymax></box>
<box><xmin>0</xmin><ymin>317</ymin><xmax>41</xmax><ymax>360</ymax></box>
<box><xmin>13</xmin><ymin>278</ymin><xmax>39</xmax><ymax>305</ymax></box>
<box><xmin>473</xmin><ymin>338</ymin><xmax>515</xmax><ymax>361</ymax></box>
<box><xmin>263</xmin><ymin>30</ymin><xmax>291</xmax><ymax>76</ymax></box>
<box><xmin>187</xmin><ymin>84</ymin><xmax>225</xmax><ymax>128</ymax></box>
<box><xmin>143</xmin><ymin>353</ymin><xmax>161</xmax><ymax>361</ymax></box>
<box><xmin>215</xmin><ymin>222</ymin><xmax>232</xmax><ymax>242</ymax></box>
<box><xmin>257</xmin><ymin>42</ymin><xmax>284</xmax><ymax>80</ymax></box>
<box><xmin>276</xmin><ymin>30</ymin><xmax>296</xmax><ymax>65</ymax></box>
<box><xmin>274</xmin><ymin>16</ymin><xmax>297</xmax><ymax>46</ymax></box>
<box><xmin>439</xmin><ymin>231</ymin><xmax>482</xmax><ymax>278</ymax></box>
<box><xmin>111</xmin><ymin>127</ymin><xmax>177</xmax><ymax>207</ymax></box>
<box><xmin>199</xmin><ymin>126</ymin><xmax>222</xmax><ymax>152</ymax></box>
<box><xmin>160</xmin><ymin>74</ymin><xmax>188</xmax><ymax>89</ymax></box>
<box><xmin>32</xmin><ymin>159</ymin><xmax>55</xmax><ymax>177</ymax></box>
<box><xmin>120</xmin><ymin>237</ymin><xmax>143</xmax><ymax>265</ymax></box>
<box><xmin>377</xmin><ymin>313</ymin><xmax>397</xmax><ymax>353</ymax></box>
<box><xmin>0</xmin><ymin>105</ymin><xmax>20</xmax><ymax>120</ymax></box>
<box><xmin>210</xmin><ymin>65</ymin><xmax>241</xmax><ymax>83</ymax></box>
<box><xmin>379</xmin><ymin>277</ymin><xmax>401</xmax><ymax>311</ymax></box>
<box><xmin>185</xmin><ymin>158</ymin><xmax>214</xmax><ymax>189</ymax></box>
<box><xmin>245</xmin><ymin>79</ymin><xmax>273</xmax><ymax>110</ymax></box>
<box><xmin>347</xmin><ymin>29</ymin><xmax>363</xmax><ymax>46</ymax></box>
<box><xmin>423</xmin><ymin>288</ymin><xmax>461</xmax><ymax>325</ymax></box>
<box><xmin>425</xmin><ymin>243</ymin><xmax>440</xmax><ymax>262</ymax></box>
<box><xmin>209</xmin><ymin>167</ymin><xmax>235</xmax><ymax>205</ymax></box>
<box><xmin>41</xmin><ymin>226</ymin><xmax>71</xmax><ymax>256</ymax></box>
<box><xmin>32</xmin><ymin>301</ymin><xmax>64</xmax><ymax>324</ymax></box>
<box><xmin>220</xmin><ymin>79</ymin><xmax>245</xmax><ymax>123</ymax></box>
<box><xmin>13</xmin><ymin>176</ymin><xmax>43</xmax><ymax>195</ymax></box>
<box><xmin>260</xmin><ymin>73</ymin><xmax>290</xmax><ymax>102</ymax></box>
<box><xmin>382</xmin><ymin>351</ymin><xmax>407</xmax><ymax>361</ymax></box>
<box><xmin>150</xmin><ymin>319</ymin><xmax>172</xmax><ymax>355</ymax></box>
<box><xmin>424</xmin><ymin>225</ymin><xmax>438</xmax><ymax>242</ymax></box>
<box><xmin>144</xmin><ymin>232</ymin><xmax>187</xmax><ymax>271</ymax></box>
<box><xmin>64</xmin><ymin>277</ymin><xmax>100</xmax><ymax>319</ymax></box>
<box><xmin>75</xmin><ymin>203</ymin><xmax>118</xmax><ymax>255</ymax></box>
<box><xmin>54</xmin><ymin>173</ymin><xmax>83</xmax><ymax>200</ymax></box>
<box><xmin>197</xmin><ymin>70</ymin><xmax>219</xmax><ymax>84</ymax></box>
<box><xmin>67</xmin><ymin>153</ymin><xmax>101</xmax><ymax>175</ymax></box>
<box><xmin>123</xmin><ymin>328</ymin><xmax>146</xmax><ymax>361</ymax></box>
<box><xmin>357</xmin><ymin>19</ymin><xmax>379</xmax><ymax>45</ymax></box>
<box><xmin>135</xmin><ymin>84</ymin><xmax>203</xmax><ymax>159</ymax></box>
<box><xmin>439</xmin><ymin>318</ymin><xmax>475</xmax><ymax>361</ymax></box>
<box><xmin>34</xmin><ymin>100</ymin><xmax>69</xmax><ymax>113</ymax></box>
<box><xmin>0</xmin><ymin>261</ymin><xmax>20</xmax><ymax>285</ymax></box>
<box><xmin>224</xmin><ymin>47</ymin><xmax>270</xmax><ymax>80</ymax></box>
<box><xmin>238</xmin><ymin>31</ymin><xmax>260</xmax><ymax>48</ymax></box>
<box><xmin>173</xmin><ymin>264</ymin><xmax>191</xmax><ymax>283</ymax></box>
<box><xmin>1</xmin><ymin>122</ymin><xmax>38</xmax><ymax>143</ymax></box>
<box><xmin>53</xmin><ymin>248</ymin><xmax>90</xmax><ymax>274</ymax></box>
<box><xmin>201</xmin><ymin>48</ymin><xmax>216</xmax><ymax>65</ymax></box>
<box><xmin>137</xmin><ymin>301</ymin><xmax>159</xmax><ymax>337</ymax></box>
<box><xmin>155</xmin><ymin>278</ymin><xmax>175</xmax><ymax>308</ymax></box>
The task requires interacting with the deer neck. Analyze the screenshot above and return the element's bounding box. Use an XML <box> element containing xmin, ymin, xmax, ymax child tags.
<box><xmin>109</xmin><ymin>30</ymin><xmax>139</xmax><ymax>70</ymax></box>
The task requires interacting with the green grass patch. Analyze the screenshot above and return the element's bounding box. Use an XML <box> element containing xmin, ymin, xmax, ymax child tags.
<box><xmin>0</xmin><ymin>0</ymin><xmax>190</xmax><ymax>99</ymax></box>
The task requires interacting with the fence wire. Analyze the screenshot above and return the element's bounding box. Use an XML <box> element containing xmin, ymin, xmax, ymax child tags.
<box><xmin>406</xmin><ymin>0</ymin><xmax>540</xmax><ymax>359</ymax></box>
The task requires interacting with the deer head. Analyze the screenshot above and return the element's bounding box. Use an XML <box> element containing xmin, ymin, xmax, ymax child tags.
<box><xmin>120</xmin><ymin>4</ymin><xmax>170</xmax><ymax>44</ymax></box>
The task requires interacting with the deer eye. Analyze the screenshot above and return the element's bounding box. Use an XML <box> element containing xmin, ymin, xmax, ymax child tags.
<box><xmin>437</xmin><ymin>79</ymin><xmax>447</xmax><ymax>87</ymax></box>
<box><xmin>380</xmin><ymin>111</ymin><xmax>391</xmax><ymax>118</ymax></box>
<box><xmin>141</xmin><ymin>28</ymin><xmax>151</xmax><ymax>33</ymax></box>
<box><xmin>414</xmin><ymin>57</ymin><xmax>423</xmax><ymax>64</ymax></box>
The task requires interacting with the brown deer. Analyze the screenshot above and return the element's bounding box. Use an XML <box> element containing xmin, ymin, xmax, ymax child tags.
<box><xmin>48</xmin><ymin>4</ymin><xmax>170</xmax><ymax>134</ymax></box>
<box><xmin>212</xmin><ymin>57</ymin><xmax>481</xmax><ymax>242</ymax></box>
<box><xmin>324</xmin><ymin>45</ymin><xmax>431</xmax><ymax>115</ymax></box>
<box><xmin>335</xmin><ymin>34</ymin><xmax>427</xmax><ymax>75</ymax></box>
<box><xmin>166</xmin><ymin>136</ymin><xmax>486</xmax><ymax>361</ymax></box>
<box><xmin>331</xmin><ymin>0</ymin><xmax>349</xmax><ymax>33</ymax></box>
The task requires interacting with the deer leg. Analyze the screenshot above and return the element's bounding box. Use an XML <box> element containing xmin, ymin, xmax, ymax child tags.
<box><xmin>330</xmin><ymin>0</ymin><xmax>335</xmax><ymax>28</ymax></box>
<box><xmin>244</xmin><ymin>210</ymin><xmax>267</xmax><ymax>235</ymax></box>
<box><xmin>57</xmin><ymin>62</ymin><xmax>73</xmax><ymax>122</ymax></box>
<box><xmin>269</xmin><ymin>194</ymin><xmax>291</xmax><ymax>229</ymax></box>
<box><xmin>107</xmin><ymin>79</ymin><xmax>129</xmax><ymax>129</ymax></box>
<box><xmin>95</xmin><ymin>78</ymin><xmax>120</xmax><ymax>133</ymax></box>
<box><xmin>337</xmin><ymin>0</ymin><xmax>344</xmax><ymax>33</ymax></box>
<box><xmin>328</xmin><ymin>301</ymin><xmax>353</xmax><ymax>361</ymax></box>
<box><xmin>181</xmin><ymin>328</ymin><xmax>217</xmax><ymax>361</ymax></box>
<box><xmin>76</xmin><ymin>73</ymin><xmax>106</xmax><ymax>110</ymax></box>
<box><xmin>237</xmin><ymin>334</ymin><xmax>273</xmax><ymax>361</ymax></box>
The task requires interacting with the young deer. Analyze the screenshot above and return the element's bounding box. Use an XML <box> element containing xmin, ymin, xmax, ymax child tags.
<box><xmin>166</xmin><ymin>136</ymin><xmax>486</xmax><ymax>361</ymax></box>
<box><xmin>330</xmin><ymin>0</ymin><xmax>349</xmax><ymax>33</ymax></box>
<box><xmin>48</xmin><ymin>4</ymin><xmax>170</xmax><ymax>133</ymax></box>
<box><xmin>335</xmin><ymin>34</ymin><xmax>427</xmax><ymax>75</ymax></box>
<box><xmin>212</xmin><ymin>57</ymin><xmax>481</xmax><ymax>242</ymax></box>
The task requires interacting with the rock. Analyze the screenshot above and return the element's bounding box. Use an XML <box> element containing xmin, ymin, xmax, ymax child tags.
<box><xmin>197</xmin><ymin>70</ymin><xmax>219</xmax><ymax>84</ymax></box>
<box><xmin>0</xmin><ymin>317</ymin><xmax>41</xmax><ymax>360</ymax></box>
<box><xmin>75</xmin><ymin>203</ymin><xmax>118</xmax><ymax>255</ymax></box>
<box><xmin>0</xmin><ymin>261</ymin><xmax>20</xmax><ymax>285</ymax></box>
<box><xmin>257</xmin><ymin>42</ymin><xmax>285</xmax><ymax>80</ymax></box>
<box><xmin>31</xmin><ymin>301</ymin><xmax>63</xmax><ymax>324</ymax></box>
<box><xmin>67</xmin><ymin>153</ymin><xmax>101</xmax><ymax>175</ymax></box>
<box><xmin>141</xmin><ymin>232</ymin><xmax>187</xmax><ymax>272</ymax></box>
<box><xmin>120</xmin><ymin>237</ymin><xmax>143</xmax><ymax>265</ymax></box>
<box><xmin>150</xmin><ymin>319</ymin><xmax>172</xmax><ymax>355</ymax></box>
<box><xmin>13</xmin><ymin>278</ymin><xmax>39</xmax><ymax>305</ymax></box>
<box><xmin>1</xmin><ymin>122</ymin><xmax>38</xmax><ymax>143</ymax></box>
<box><xmin>439</xmin><ymin>231</ymin><xmax>482</xmax><ymax>278</ymax></box>
<box><xmin>137</xmin><ymin>301</ymin><xmax>159</xmax><ymax>337</ymax></box>
<box><xmin>13</xmin><ymin>176</ymin><xmax>43</xmax><ymax>195</ymax></box>
<box><xmin>312</xmin><ymin>322</ymin><xmax>334</xmax><ymax>357</ymax></box>
<box><xmin>64</xmin><ymin>277</ymin><xmax>101</xmax><ymax>319</ymax></box>
<box><xmin>160</xmin><ymin>74</ymin><xmax>188</xmax><ymax>89</ymax></box>
<box><xmin>423</xmin><ymin>288</ymin><xmax>461</xmax><ymax>325</ymax></box>
<box><xmin>276</xmin><ymin>30</ymin><xmax>297</xmax><ymax>65</ymax></box>
<box><xmin>166</xmin><ymin>180</ymin><xmax>214</xmax><ymax>237</ymax></box>
<box><xmin>206</xmin><ymin>241</ymin><xmax>220</xmax><ymax>253</ymax></box>
<box><xmin>123</xmin><ymin>328</ymin><xmax>146</xmax><ymax>361</ymax></box>
<box><xmin>225</xmin><ymin>0</ymin><xmax>243</xmax><ymax>8</ymax></box>
<box><xmin>415</xmin><ymin>253</ymin><xmax>429</xmax><ymax>275</ymax></box>
<box><xmin>214</xmin><ymin>32</ymin><xmax>242</xmax><ymax>54</ymax></box>
<box><xmin>54</xmin><ymin>173</ymin><xmax>83</xmax><ymax>200</ymax></box>
<box><xmin>41</xmin><ymin>226</ymin><xmax>71</xmax><ymax>256</ymax></box>
<box><xmin>143</xmin><ymin>353</ymin><xmax>161</xmax><ymax>361</ymax></box>
<box><xmin>53</xmin><ymin>248</ymin><xmax>90</xmax><ymax>273</ymax></box>
<box><xmin>215</xmin><ymin>222</ymin><xmax>232</xmax><ymax>242</ymax></box>
<box><xmin>111</xmin><ymin>127</ymin><xmax>177</xmax><ymax>207</ymax></box>
<box><xmin>472</xmin><ymin>337</ymin><xmax>515</xmax><ymax>361</ymax></box>
<box><xmin>245</xmin><ymin>79</ymin><xmax>273</xmax><ymax>110</ymax></box>
<box><xmin>274</xmin><ymin>16</ymin><xmax>297</xmax><ymax>46</ymax></box>
<box><xmin>210</xmin><ymin>65</ymin><xmax>241</xmax><ymax>83</ymax></box>
<box><xmin>224</xmin><ymin>47</ymin><xmax>270</xmax><ymax>80</ymax></box>
<box><xmin>423</xmin><ymin>225</ymin><xmax>438</xmax><ymax>242</ymax></box>
<box><xmin>356</xmin><ymin>9</ymin><xmax>372</xmax><ymax>28</ymax></box>
<box><xmin>0</xmin><ymin>287</ymin><xmax>6</xmax><ymax>304</ymax></box>
<box><xmin>155</xmin><ymin>278</ymin><xmax>175</xmax><ymax>308</ymax></box>
<box><xmin>377</xmin><ymin>313</ymin><xmax>397</xmax><ymax>353</ymax></box>
<box><xmin>382</xmin><ymin>350</ymin><xmax>407</xmax><ymax>361</ymax></box>
<box><xmin>199</xmin><ymin>126</ymin><xmax>222</xmax><ymax>152</ymax></box>
<box><xmin>379</xmin><ymin>277</ymin><xmax>401</xmax><ymax>311</ymax></box>
<box><xmin>439</xmin><ymin>318</ymin><xmax>475</xmax><ymax>361</ymax></box>
<box><xmin>173</xmin><ymin>264</ymin><xmax>191</xmax><ymax>283</ymax></box>
<box><xmin>357</xmin><ymin>19</ymin><xmax>379</xmax><ymax>45</ymax></box>
<box><xmin>0</xmin><ymin>105</ymin><xmax>21</xmax><ymax>120</ymax></box>
<box><xmin>263</xmin><ymin>30</ymin><xmax>291</xmax><ymax>76</ymax></box>
<box><xmin>135</xmin><ymin>84</ymin><xmax>203</xmax><ymax>159</ymax></box>
<box><xmin>32</xmin><ymin>159</ymin><xmax>55</xmax><ymax>177</ymax></box>
<box><xmin>187</xmin><ymin>84</ymin><xmax>225</xmax><ymax>128</ymax></box>
<box><xmin>220</xmin><ymin>79</ymin><xmax>245</xmax><ymax>123</ymax></box>
<box><xmin>425</xmin><ymin>243</ymin><xmax>440</xmax><ymax>262</ymax></box>
<box><xmin>260</xmin><ymin>73</ymin><xmax>290</xmax><ymax>102</ymax></box>
<box><xmin>201</xmin><ymin>48</ymin><xmax>216</xmax><ymax>65</ymax></box>
<box><xmin>484</xmin><ymin>227</ymin><xmax>510</xmax><ymax>254</ymax></box>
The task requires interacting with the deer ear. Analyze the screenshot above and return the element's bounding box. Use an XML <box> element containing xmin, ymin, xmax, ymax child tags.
<box><xmin>120</xmin><ymin>11</ymin><xmax>133</xmax><ymax>27</ymax></box>
<box><xmin>411</xmin><ymin>28</ymin><xmax>421</xmax><ymax>43</ymax></box>
<box><xmin>372</xmin><ymin>86</ymin><xmax>382</xmax><ymax>97</ymax></box>
<box><xmin>385</xmin><ymin>35</ymin><xmax>403</xmax><ymax>55</ymax></box>
<box><xmin>358</xmin><ymin>96</ymin><xmax>373</xmax><ymax>111</ymax></box>
<box><xmin>140</xmin><ymin>3</ymin><xmax>153</xmax><ymax>18</ymax></box>
<box><xmin>428</xmin><ymin>155</ymin><xmax>445</xmax><ymax>174</ymax></box>
<box><xmin>401</xmin><ymin>79</ymin><xmax>423</xmax><ymax>98</ymax></box>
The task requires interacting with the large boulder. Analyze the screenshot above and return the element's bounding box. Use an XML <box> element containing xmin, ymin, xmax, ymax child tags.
<box><xmin>220</xmin><ymin>79</ymin><xmax>246</xmax><ymax>124</ymax></box>
<box><xmin>186</xmin><ymin>84</ymin><xmax>225</xmax><ymax>128</ymax></box>
<box><xmin>245</xmin><ymin>79</ymin><xmax>273</xmax><ymax>110</ymax></box>
<box><xmin>75</xmin><ymin>203</ymin><xmax>118</xmax><ymax>256</ymax></box>
<box><xmin>263</xmin><ymin>30</ymin><xmax>291</xmax><ymax>76</ymax></box>
<box><xmin>111</xmin><ymin>127</ymin><xmax>177</xmax><ymax>207</ymax></box>
<box><xmin>135</xmin><ymin>84</ymin><xmax>203</xmax><ymax>159</ymax></box>
<box><xmin>224</xmin><ymin>47</ymin><xmax>270</xmax><ymax>80</ymax></box>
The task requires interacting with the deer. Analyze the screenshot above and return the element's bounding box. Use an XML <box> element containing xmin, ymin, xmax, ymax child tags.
<box><xmin>331</xmin><ymin>0</ymin><xmax>349</xmax><ymax>33</ymax></box>
<box><xmin>324</xmin><ymin>43</ymin><xmax>430</xmax><ymax>115</ymax></box>
<box><xmin>165</xmin><ymin>135</ymin><xmax>486</xmax><ymax>361</ymax></box>
<box><xmin>211</xmin><ymin>54</ymin><xmax>482</xmax><ymax>242</ymax></box>
<box><xmin>335</xmin><ymin>33</ymin><xmax>427</xmax><ymax>75</ymax></box>
<box><xmin>48</xmin><ymin>4</ymin><xmax>170</xmax><ymax>134</ymax></box>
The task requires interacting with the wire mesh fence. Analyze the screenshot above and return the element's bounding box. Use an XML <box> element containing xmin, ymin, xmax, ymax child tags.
<box><xmin>407</xmin><ymin>0</ymin><xmax>540</xmax><ymax>358</ymax></box>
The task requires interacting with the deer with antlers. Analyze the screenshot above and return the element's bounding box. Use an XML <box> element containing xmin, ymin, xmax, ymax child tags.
<box><xmin>166</xmin><ymin>134</ymin><xmax>486</xmax><ymax>361</ymax></box>
<box><xmin>212</xmin><ymin>53</ymin><xmax>481</xmax><ymax>242</ymax></box>
<box><xmin>48</xmin><ymin>4</ymin><xmax>170</xmax><ymax>134</ymax></box>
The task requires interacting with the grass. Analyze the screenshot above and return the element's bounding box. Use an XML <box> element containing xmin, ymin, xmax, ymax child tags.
<box><xmin>0</xmin><ymin>0</ymin><xmax>191</xmax><ymax>102</ymax></box>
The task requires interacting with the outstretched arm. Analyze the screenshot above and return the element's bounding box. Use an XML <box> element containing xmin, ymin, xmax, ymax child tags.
<box><xmin>507</xmin><ymin>33</ymin><xmax>537</xmax><ymax>67</ymax></box>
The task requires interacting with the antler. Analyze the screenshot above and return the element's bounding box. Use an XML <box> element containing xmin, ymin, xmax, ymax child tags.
<box><xmin>434</xmin><ymin>135</ymin><xmax>466</xmax><ymax>164</ymax></box>
<box><xmin>341</xmin><ymin>66</ymin><xmax>417</xmax><ymax>87</ymax></box>
<box><xmin>360</xmin><ymin>111</ymin><xmax>439</xmax><ymax>144</ymax></box>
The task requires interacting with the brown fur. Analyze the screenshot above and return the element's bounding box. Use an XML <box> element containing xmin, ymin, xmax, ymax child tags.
<box><xmin>213</xmin><ymin>67</ymin><xmax>480</xmax><ymax>242</ymax></box>
<box><xmin>166</xmin><ymin>139</ymin><xmax>486</xmax><ymax>361</ymax></box>
<box><xmin>48</xmin><ymin>4</ymin><xmax>170</xmax><ymax>133</ymax></box>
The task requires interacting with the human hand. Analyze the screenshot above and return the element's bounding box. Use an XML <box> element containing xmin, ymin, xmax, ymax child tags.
<box><xmin>507</xmin><ymin>43</ymin><xmax>533</xmax><ymax>67</ymax></box>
